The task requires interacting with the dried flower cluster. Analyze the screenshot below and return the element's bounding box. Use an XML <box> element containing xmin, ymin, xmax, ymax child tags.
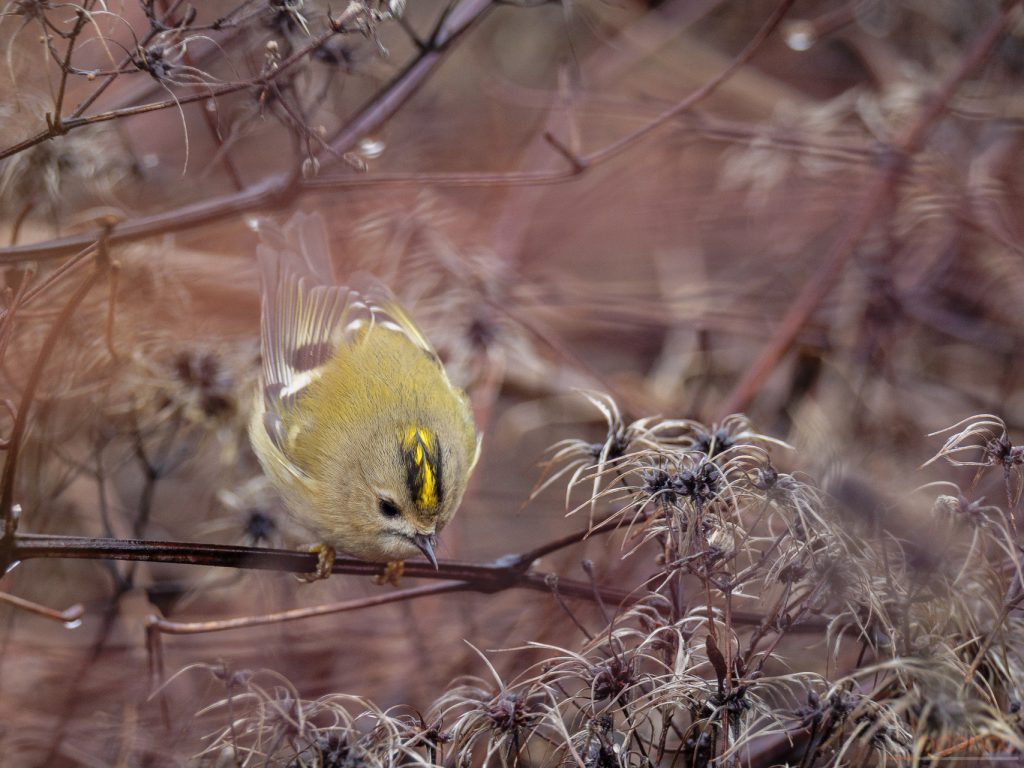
<box><xmin>183</xmin><ymin>403</ymin><xmax>1024</xmax><ymax>766</ymax></box>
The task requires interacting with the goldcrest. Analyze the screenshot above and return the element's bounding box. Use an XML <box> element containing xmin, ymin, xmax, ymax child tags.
<box><xmin>248</xmin><ymin>212</ymin><xmax>479</xmax><ymax>571</ymax></box>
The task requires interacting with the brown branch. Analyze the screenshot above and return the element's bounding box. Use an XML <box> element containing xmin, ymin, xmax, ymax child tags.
<box><xmin>0</xmin><ymin>173</ymin><xmax>290</xmax><ymax>263</ymax></box>
<box><xmin>47</xmin><ymin>8</ymin><xmax>90</xmax><ymax>135</ymax></box>
<box><xmin>0</xmin><ymin>590</ymin><xmax>84</xmax><ymax>625</ymax></box>
<box><xmin>586</xmin><ymin>0</ymin><xmax>797</xmax><ymax>168</ymax></box>
<box><xmin>147</xmin><ymin>581</ymin><xmax>469</xmax><ymax>635</ymax></box>
<box><xmin>4</xmin><ymin>69</ymin><xmax>277</xmax><ymax>162</ymax></box>
<box><xmin>68</xmin><ymin>0</ymin><xmax>189</xmax><ymax>119</ymax></box>
<box><xmin>0</xmin><ymin>0</ymin><xmax>495</xmax><ymax>262</ymax></box>
<box><xmin>0</xmin><ymin>245</ymin><xmax>105</xmax><ymax>561</ymax></box>
<box><xmin>512</xmin><ymin>511</ymin><xmax>639</xmax><ymax>565</ymax></box>
<box><xmin>0</xmin><ymin>0</ymin><xmax>788</xmax><ymax>263</ymax></box>
<box><xmin>9</xmin><ymin>533</ymin><xmax>633</xmax><ymax>603</ymax></box>
<box><xmin>716</xmin><ymin>0</ymin><xmax>1023</xmax><ymax>419</ymax></box>
<box><xmin>0</xmin><ymin>3</ymin><xmax>364</xmax><ymax>163</ymax></box>
<box><xmin>144</xmin><ymin>580</ymin><xmax>472</xmax><ymax>701</ymax></box>
<box><xmin>8</xmin><ymin>530</ymin><xmax>799</xmax><ymax>630</ymax></box>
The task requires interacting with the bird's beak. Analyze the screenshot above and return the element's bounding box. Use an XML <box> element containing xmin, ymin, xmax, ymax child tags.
<box><xmin>413</xmin><ymin>533</ymin><xmax>438</xmax><ymax>569</ymax></box>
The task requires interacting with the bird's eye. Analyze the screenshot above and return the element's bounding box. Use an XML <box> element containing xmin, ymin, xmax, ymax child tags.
<box><xmin>378</xmin><ymin>498</ymin><xmax>401</xmax><ymax>518</ymax></box>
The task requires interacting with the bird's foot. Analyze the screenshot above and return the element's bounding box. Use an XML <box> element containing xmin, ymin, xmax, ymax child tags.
<box><xmin>296</xmin><ymin>543</ymin><xmax>336</xmax><ymax>582</ymax></box>
<box><xmin>374</xmin><ymin>560</ymin><xmax>405</xmax><ymax>587</ymax></box>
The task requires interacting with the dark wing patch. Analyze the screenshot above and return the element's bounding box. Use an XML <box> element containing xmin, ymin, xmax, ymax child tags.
<box><xmin>291</xmin><ymin>342</ymin><xmax>335</xmax><ymax>372</ymax></box>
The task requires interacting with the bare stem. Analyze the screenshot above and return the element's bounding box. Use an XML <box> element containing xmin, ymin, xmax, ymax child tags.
<box><xmin>0</xmin><ymin>247</ymin><xmax>105</xmax><ymax>560</ymax></box>
<box><xmin>0</xmin><ymin>590</ymin><xmax>84</xmax><ymax>624</ymax></box>
<box><xmin>149</xmin><ymin>581</ymin><xmax>469</xmax><ymax>637</ymax></box>
<box><xmin>0</xmin><ymin>0</ymin><xmax>790</xmax><ymax>263</ymax></box>
<box><xmin>48</xmin><ymin>9</ymin><xmax>90</xmax><ymax>133</ymax></box>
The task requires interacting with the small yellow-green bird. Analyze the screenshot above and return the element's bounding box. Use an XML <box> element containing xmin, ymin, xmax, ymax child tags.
<box><xmin>248</xmin><ymin>212</ymin><xmax>479</xmax><ymax>577</ymax></box>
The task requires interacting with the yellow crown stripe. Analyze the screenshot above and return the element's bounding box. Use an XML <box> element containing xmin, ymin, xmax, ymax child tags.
<box><xmin>417</xmin><ymin>459</ymin><xmax>437</xmax><ymax>509</ymax></box>
<box><xmin>403</xmin><ymin>426</ymin><xmax>439</xmax><ymax>510</ymax></box>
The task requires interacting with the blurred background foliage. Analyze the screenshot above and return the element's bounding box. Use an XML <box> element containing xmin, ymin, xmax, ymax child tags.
<box><xmin>2</xmin><ymin>0</ymin><xmax>1024</xmax><ymax>764</ymax></box>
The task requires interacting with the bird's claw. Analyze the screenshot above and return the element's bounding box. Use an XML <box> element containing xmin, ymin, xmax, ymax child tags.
<box><xmin>374</xmin><ymin>560</ymin><xmax>404</xmax><ymax>587</ymax></box>
<box><xmin>296</xmin><ymin>543</ymin><xmax>335</xmax><ymax>582</ymax></box>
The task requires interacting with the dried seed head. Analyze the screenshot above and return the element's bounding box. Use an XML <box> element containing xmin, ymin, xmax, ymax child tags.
<box><xmin>244</xmin><ymin>509</ymin><xmax>276</xmax><ymax>543</ymax></box>
<box><xmin>484</xmin><ymin>692</ymin><xmax>534</xmax><ymax>733</ymax></box>
<box><xmin>693</xmin><ymin>427</ymin><xmax>736</xmax><ymax>458</ymax></box>
<box><xmin>172</xmin><ymin>350</ymin><xmax>236</xmax><ymax>419</ymax></box>
<box><xmin>640</xmin><ymin>465</ymin><xmax>675</xmax><ymax>503</ymax></box>
<box><xmin>590</xmin><ymin>654</ymin><xmax>636</xmax><ymax>702</ymax></box>
<box><xmin>672</xmin><ymin>462</ymin><xmax>723</xmax><ymax>507</ymax></box>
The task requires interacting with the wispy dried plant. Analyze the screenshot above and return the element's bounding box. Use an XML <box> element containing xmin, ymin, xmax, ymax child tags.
<box><xmin>3</xmin><ymin>1</ymin><xmax>1024</xmax><ymax>765</ymax></box>
<box><xmin>167</xmin><ymin>403</ymin><xmax>1024</xmax><ymax>766</ymax></box>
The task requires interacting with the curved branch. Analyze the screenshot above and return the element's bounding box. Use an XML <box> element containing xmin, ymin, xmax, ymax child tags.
<box><xmin>0</xmin><ymin>247</ymin><xmax>103</xmax><ymax>561</ymax></box>
<box><xmin>0</xmin><ymin>0</ymin><xmax>791</xmax><ymax>263</ymax></box>
<box><xmin>148</xmin><ymin>581</ymin><xmax>469</xmax><ymax>635</ymax></box>
<box><xmin>0</xmin><ymin>3</ymin><xmax>374</xmax><ymax>162</ymax></box>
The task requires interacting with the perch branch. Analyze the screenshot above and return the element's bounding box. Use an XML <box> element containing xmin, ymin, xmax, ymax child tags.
<box><xmin>10</xmin><ymin>531</ymin><xmax>800</xmax><ymax>630</ymax></box>
<box><xmin>10</xmin><ymin>532</ymin><xmax>635</xmax><ymax>604</ymax></box>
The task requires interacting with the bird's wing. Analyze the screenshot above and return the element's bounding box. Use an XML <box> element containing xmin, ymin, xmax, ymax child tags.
<box><xmin>251</xmin><ymin>212</ymin><xmax>441</xmax><ymax>463</ymax></box>
<box><xmin>348</xmin><ymin>274</ymin><xmax>441</xmax><ymax>361</ymax></box>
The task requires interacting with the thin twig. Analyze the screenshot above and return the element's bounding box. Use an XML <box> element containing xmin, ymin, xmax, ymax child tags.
<box><xmin>0</xmin><ymin>5</ymin><xmax>359</xmax><ymax>162</ymax></box>
<box><xmin>148</xmin><ymin>581</ymin><xmax>468</xmax><ymax>635</ymax></box>
<box><xmin>0</xmin><ymin>0</ymin><xmax>790</xmax><ymax>263</ymax></box>
<box><xmin>0</xmin><ymin>590</ymin><xmax>84</xmax><ymax>625</ymax></box>
<box><xmin>0</xmin><ymin>244</ymin><xmax>105</xmax><ymax>561</ymax></box>
<box><xmin>47</xmin><ymin>9</ymin><xmax>90</xmax><ymax>135</ymax></box>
